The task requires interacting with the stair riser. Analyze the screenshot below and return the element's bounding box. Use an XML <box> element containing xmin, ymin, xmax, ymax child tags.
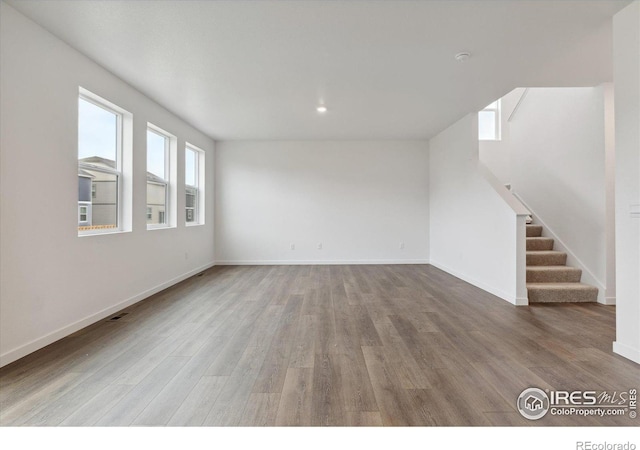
<box><xmin>526</xmin><ymin>226</ymin><xmax>543</xmax><ymax>237</ymax></box>
<box><xmin>528</xmin><ymin>288</ymin><xmax>597</xmax><ymax>303</ymax></box>
<box><xmin>526</xmin><ymin>253</ymin><xmax>567</xmax><ymax>266</ymax></box>
<box><xmin>526</xmin><ymin>239</ymin><xmax>554</xmax><ymax>251</ymax></box>
<box><xmin>525</xmin><ymin>222</ymin><xmax>598</xmax><ymax>303</ymax></box>
<box><xmin>526</xmin><ymin>269</ymin><xmax>582</xmax><ymax>283</ymax></box>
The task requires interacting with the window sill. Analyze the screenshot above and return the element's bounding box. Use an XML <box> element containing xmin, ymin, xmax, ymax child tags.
<box><xmin>186</xmin><ymin>222</ymin><xmax>205</xmax><ymax>227</ymax></box>
<box><xmin>78</xmin><ymin>229</ymin><xmax>131</xmax><ymax>237</ymax></box>
<box><xmin>147</xmin><ymin>225</ymin><xmax>175</xmax><ymax>231</ymax></box>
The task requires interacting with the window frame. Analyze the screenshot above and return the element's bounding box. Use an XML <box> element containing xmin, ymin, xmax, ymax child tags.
<box><xmin>146</xmin><ymin>125</ymin><xmax>172</xmax><ymax>230</ymax></box>
<box><xmin>185</xmin><ymin>144</ymin><xmax>205</xmax><ymax>226</ymax></box>
<box><xmin>77</xmin><ymin>92</ymin><xmax>124</xmax><ymax>236</ymax></box>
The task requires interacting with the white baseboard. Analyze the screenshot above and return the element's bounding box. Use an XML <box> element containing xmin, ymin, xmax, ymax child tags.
<box><xmin>603</xmin><ymin>296</ymin><xmax>616</xmax><ymax>305</ymax></box>
<box><xmin>429</xmin><ymin>260</ymin><xmax>516</xmax><ymax>305</ymax></box>
<box><xmin>215</xmin><ymin>259</ymin><xmax>430</xmax><ymax>266</ymax></box>
<box><xmin>0</xmin><ymin>262</ymin><xmax>216</xmax><ymax>368</ymax></box>
<box><xmin>613</xmin><ymin>341</ymin><xmax>640</xmax><ymax>365</ymax></box>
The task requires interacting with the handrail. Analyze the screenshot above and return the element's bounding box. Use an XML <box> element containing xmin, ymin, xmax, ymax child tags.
<box><xmin>478</xmin><ymin>162</ymin><xmax>531</xmax><ymax>216</ymax></box>
<box><xmin>508</xmin><ymin>88</ymin><xmax>530</xmax><ymax>122</ymax></box>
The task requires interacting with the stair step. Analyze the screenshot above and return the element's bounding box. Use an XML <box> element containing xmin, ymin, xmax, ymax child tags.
<box><xmin>526</xmin><ymin>225</ymin><xmax>543</xmax><ymax>237</ymax></box>
<box><xmin>527</xmin><ymin>282</ymin><xmax>598</xmax><ymax>303</ymax></box>
<box><xmin>526</xmin><ymin>237</ymin><xmax>554</xmax><ymax>251</ymax></box>
<box><xmin>526</xmin><ymin>251</ymin><xmax>567</xmax><ymax>266</ymax></box>
<box><xmin>526</xmin><ymin>266</ymin><xmax>582</xmax><ymax>283</ymax></box>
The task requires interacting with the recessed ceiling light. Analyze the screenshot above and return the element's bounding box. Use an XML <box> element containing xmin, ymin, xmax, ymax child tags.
<box><xmin>316</xmin><ymin>105</ymin><xmax>327</xmax><ymax>113</ymax></box>
<box><xmin>455</xmin><ymin>52</ymin><xmax>471</xmax><ymax>62</ymax></box>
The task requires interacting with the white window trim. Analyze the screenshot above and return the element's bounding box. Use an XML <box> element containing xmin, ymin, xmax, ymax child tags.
<box><xmin>78</xmin><ymin>89</ymin><xmax>128</xmax><ymax>237</ymax></box>
<box><xmin>185</xmin><ymin>143</ymin><xmax>205</xmax><ymax>227</ymax></box>
<box><xmin>146</xmin><ymin>124</ymin><xmax>175</xmax><ymax>230</ymax></box>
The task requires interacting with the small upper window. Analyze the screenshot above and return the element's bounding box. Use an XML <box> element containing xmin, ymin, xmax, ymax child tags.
<box><xmin>479</xmin><ymin>100</ymin><xmax>501</xmax><ymax>141</ymax></box>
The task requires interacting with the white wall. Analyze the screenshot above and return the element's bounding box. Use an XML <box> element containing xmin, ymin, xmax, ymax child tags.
<box><xmin>508</xmin><ymin>87</ymin><xmax>610</xmax><ymax>303</ymax></box>
<box><xmin>429</xmin><ymin>114</ymin><xmax>528</xmax><ymax>305</ymax></box>
<box><xmin>0</xmin><ymin>3</ymin><xmax>215</xmax><ymax>367</ymax></box>
<box><xmin>478</xmin><ymin>87</ymin><xmax>527</xmax><ymax>186</ymax></box>
<box><xmin>613</xmin><ymin>0</ymin><xmax>640</xmax><ymax>364</ymax></box>
<box><xmin>215</xmin><ymin>141</ymin><xmax>429</xmax><ymax>264</ymax></box>
<box><xmin>603</xmin><ymin>83</ymin><xmax>617</xmax><ymax>305</ymax></box>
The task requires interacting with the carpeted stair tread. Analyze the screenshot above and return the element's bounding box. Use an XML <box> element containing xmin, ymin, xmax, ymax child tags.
<box><xmin>526</xmin><ymin>225</ymin><xmax>543</xmax><ymax>237</ymax></box>
<box><xmin>526</xmin><ymin>282</ymin><xmax>598</xmax><ymax>303</ymax></box>
<box><xmin>524</xmin><ymin>221</ymin><xmax>598</xmax><ymax>303</ymax></box>
<box><xmin>526</xmin><ymin>250</ymin><xmax>567</xmax><ymax>266</ymax></box>
<box><xmin>526</xmin><ymin>237</ymin><xmax>554</xmax><ymax>251</ymax></box>
<box><xmin>526</xmin><ymin>266</ymin><xmax>582</xmax><ymax>283</ymax></box>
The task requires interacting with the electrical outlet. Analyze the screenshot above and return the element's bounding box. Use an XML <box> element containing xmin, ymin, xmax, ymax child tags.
<box><xmin>290</xmin><ymin>243</ymin><xmax>295</xmax><ymax>250</ymax></box>
<box><xmin>317</xmin><ymin>243</ymin><xmax>323</xmax><ymax>250</ymax></box>
<box><xmin>400</xmin><ymin>242</ymin><xmax>405</xmax><ymax>250</ymax></box>
<box><xmin>185</xmin><ymin>252</ymin><xmax>189</xmax><ymax>260</ymax></box>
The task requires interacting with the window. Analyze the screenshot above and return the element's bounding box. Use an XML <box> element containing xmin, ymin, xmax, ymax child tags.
<box><xmin>78</xmin><ymin>94</ymin><xmax>121</xmax><ymax>234</ymax></box>
<box><xmin>185</xmin><ymin>144</ymin><xmax>204</xmax><ymax>225</ymax></box>
<box><xmin>479</xmin><ymin>100</ymin><xmax>501</xmax><ymax>141</ymax></box>
<box><xmin>78</xmin><ymin>88</ymin><xmax>132</xmax><ymax>235</ymax></box>
<box><xmin>146</xmin><ymin>126</ymin><xmax>170</xmax><ymax>228</ymax></box>
<box><xmin>78</xmin><ymin>204</ymin><xmax>90</xmax><ymax>225</ymax></box>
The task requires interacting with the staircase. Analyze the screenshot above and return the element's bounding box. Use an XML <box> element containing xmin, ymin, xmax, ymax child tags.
<box><xmin>526</xmin><ymin>224</ymin><xmax>598</xmax><ymax>303</ymax></box>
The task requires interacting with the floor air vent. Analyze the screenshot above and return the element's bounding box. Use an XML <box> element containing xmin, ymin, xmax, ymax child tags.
<box><xmin>109</xmin><ymin>312</ymin><xmax>129</xmax><ymax>321</ymax></box>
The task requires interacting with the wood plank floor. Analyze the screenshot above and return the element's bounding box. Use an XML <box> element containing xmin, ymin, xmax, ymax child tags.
<box><xmin>1</xmin><ymin>265</ymin><xmax>638</xmax><ymax>426</ymax></box>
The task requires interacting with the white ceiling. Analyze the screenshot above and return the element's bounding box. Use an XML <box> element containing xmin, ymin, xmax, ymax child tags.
<box><xmin>5</xmin><ymin>0</ymin><xmax>630</xmax><ymax>141</ymax></box>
